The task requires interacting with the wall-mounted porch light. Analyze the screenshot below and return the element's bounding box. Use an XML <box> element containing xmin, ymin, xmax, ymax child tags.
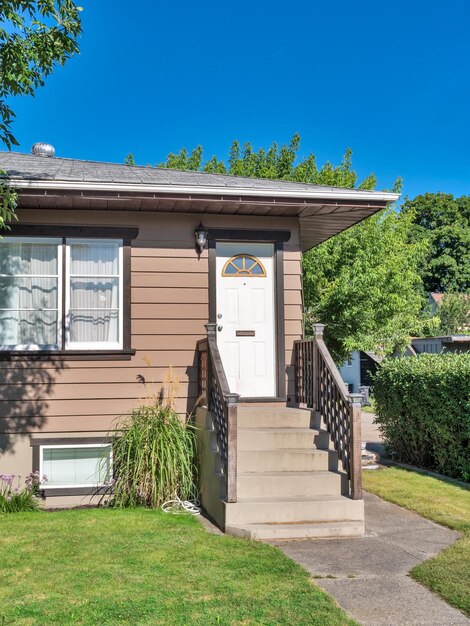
<box><xmin>194</xmin><ymin>223</ymin><xmax>208</xmax><ymax>254</ymax></box>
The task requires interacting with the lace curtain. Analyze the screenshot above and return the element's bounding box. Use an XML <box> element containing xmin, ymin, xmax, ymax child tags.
<box><xmin>0</xmin><ymin>240</ymin><xmax>59</xmax><ymax>347</ymax></box>
<box><xmin>0</xmin><ymin>238</ymin><xmax>121</xmax><ymax>348</ymax></box>
<box><xmin>68</xmin><ymin>240</ymin><xmax>120</xmax><ymax>344</ymax></box>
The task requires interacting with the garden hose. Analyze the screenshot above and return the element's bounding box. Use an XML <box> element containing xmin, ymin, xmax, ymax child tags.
<box><xmin>161</xmin><ymin>496</ymin><xmax>201</xmax><ymax>515</ymax></box>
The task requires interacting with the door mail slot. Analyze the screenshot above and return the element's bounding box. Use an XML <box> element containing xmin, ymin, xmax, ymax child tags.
<box><xmin>236</xmin><ymin>330</ymin><xmax>255</xmax><ymax>337</ymax></box>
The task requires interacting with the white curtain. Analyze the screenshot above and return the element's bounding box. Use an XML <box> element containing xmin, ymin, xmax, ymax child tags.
<box><xmin>68</xmin><ymin>241</ymin><xmax>120</xmax><ymax>344</ymax></box>
<box><xmin>0</xmin><ymin>240</ymin><xmax>59</xmax><ymax>346</ymax></box>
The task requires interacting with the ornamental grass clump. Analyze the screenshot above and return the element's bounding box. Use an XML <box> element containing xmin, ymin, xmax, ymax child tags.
<box><xmin>0</xmin><ymin>472</ymin><xmax>46</xmax><ymax>513</ymax></box>
<box><xmin>109</xmin><ymin>368</ymin><xmax>199</xmax><ymax>508</ymax></box>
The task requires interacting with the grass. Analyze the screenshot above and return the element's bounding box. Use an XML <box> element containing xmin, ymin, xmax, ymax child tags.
<box><xmin>0</xmin><ymin>508</ymin><xmax>356</xmax><ymax>626</ymax></box>
<box><xmin>363</xmin><ymin>466</ymin><xmax>470</xmax><ymax>616</ymax></box>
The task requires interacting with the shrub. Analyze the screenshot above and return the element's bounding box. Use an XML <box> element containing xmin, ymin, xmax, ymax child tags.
<box><xmin>373</xmin><ymin>353</ymin><xmax>470</xmax><ymax>481</ymax></box>
<box><xmin>109</xmin><ymin>402</ymin><xmax>199</xmax><ymax>509</ymax></box>
<box><xmin>0</xmin><ymin>472</ymin><xmax>46</xmax><ymax>513</ymax></box>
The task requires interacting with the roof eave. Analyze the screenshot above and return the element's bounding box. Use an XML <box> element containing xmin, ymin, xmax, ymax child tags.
<box><xmin>5</xmin><ymin>178</ymin><xmax>400</xmax><ymax>204</ymax></box>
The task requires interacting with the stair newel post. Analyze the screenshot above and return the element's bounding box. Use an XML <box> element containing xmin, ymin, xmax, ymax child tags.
<box><xmin>225</xmin><ymin>392</ymin><xmax>239</xmax><ymax>503</ymax></box>
<box><xmin>312</xmin><ymin>324</ymin><xmax>325</xmax><ymax>412</ymax></box>
<box><xmin>204</xmin><ymin>322</ymin><xmax>217</xmax><ymax>402</ymax></box>
<box><xmin>349</xmin><ymin>393</ymin><xmax>363</xmax><ymax>500</ymax></box>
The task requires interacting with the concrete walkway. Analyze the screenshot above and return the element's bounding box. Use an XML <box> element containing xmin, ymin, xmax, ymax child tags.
<box><xmin>272</xmin><ymin>492</ymin><xmax>469</xmax><ymax>626</ymax></box>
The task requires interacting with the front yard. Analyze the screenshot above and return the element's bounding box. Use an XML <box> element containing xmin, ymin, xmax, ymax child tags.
<box><xmin>0</xmin><ymin>508</ymin><xmax>355</xmax><ymax>625</ymax></box>
<box><xmin>363</xmin><ymin>466</ymin><xmax>470</xmax><ymax>616</ymax></box>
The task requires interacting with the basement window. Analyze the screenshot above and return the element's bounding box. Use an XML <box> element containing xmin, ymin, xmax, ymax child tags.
<box><xmin>40</xmin><ymin>444</ymin><xmax>112</xmax><ymax>488</ymax></box>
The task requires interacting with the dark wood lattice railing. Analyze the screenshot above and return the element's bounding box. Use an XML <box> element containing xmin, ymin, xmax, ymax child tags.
<box><xmin>197</xmin><ymin>323</ymin><xmax>239</xmax><ymax>503</ymax></box>
<box><xmin>295</xmin><ymin>324</ymin><xmax>363</xmax><ymax>500</ymax></box>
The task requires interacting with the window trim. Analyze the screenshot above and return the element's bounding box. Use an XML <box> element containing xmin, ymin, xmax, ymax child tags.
<box><xmin>39</xmin><ymin>443</ymin><xmax>112</xmax><ymax>490</ymax></box>
<box><xmin>65</xmin><ymin>238</ymin><xmax>124</xmax><ymax>350</ymax></box>
<box><xmin>0</xmin><ymin>225</ymin><xmax>137</xmax><ymax>355</ymax></box>
<box><xmin>0</xmin><ymin>236</ymin><xmax>63</xmax><ymax>351</ymax></box>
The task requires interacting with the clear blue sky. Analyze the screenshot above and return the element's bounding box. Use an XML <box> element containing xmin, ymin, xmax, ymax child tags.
<box><xmin>8</xmin><ymin>0</ymin><xmax>470</xmax><ymax>201</ymax></box>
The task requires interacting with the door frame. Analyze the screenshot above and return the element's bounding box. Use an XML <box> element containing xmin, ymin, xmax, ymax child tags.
<box><xmin>207</xmin><ymin>228</ymin><xmax>290</xmax><ymax>402</ymax></box>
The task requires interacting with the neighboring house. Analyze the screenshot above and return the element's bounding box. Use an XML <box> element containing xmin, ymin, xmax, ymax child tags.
<box><xmin>409</xmin><ymin>335</ymin><xmax>470</xmax><ymax>354</ymax></box>
<box><xmin>0</xmin><ymin>145</ymin><xmax>398</xmax><ymax>538</ymax></box>
<box><xmin>338</xmin><ymin>351</ymin><xmax>382</xmax><ymax>394</ymax></box>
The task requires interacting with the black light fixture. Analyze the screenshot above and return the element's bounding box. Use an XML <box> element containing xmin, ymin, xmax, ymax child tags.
<box><xmin>194</xmin><ymin>222</ymin><xmax>208</xmax><ymax>254</ymax></box>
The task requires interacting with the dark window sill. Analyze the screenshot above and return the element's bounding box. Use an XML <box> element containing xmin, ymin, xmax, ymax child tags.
<box><xmin>0</xmin><ymin>349</ymin><xmax>136</xmax><ymax>362</ymax></box>
<box><xmin>42</xmin><ymin>486</ymin><xmax>110</xmax><ymax>497</ymax></box>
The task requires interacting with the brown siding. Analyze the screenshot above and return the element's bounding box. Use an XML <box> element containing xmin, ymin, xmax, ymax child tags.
<box><xmin>0</xmin><ymin>209</ymin><xmax>303</xmax><ymax>453</ymax></box>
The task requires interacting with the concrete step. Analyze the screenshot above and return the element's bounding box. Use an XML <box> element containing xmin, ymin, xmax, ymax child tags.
<box><xmin>237</xmin><ymin>407</ymin><xmax>314</xmax><ymax>429</ymax></box>
<box><xmin>237</xmin><ymin>470</ymin><xmax>345</xmax><ymax>498</ymax></box>
<box><xmin>238</xmin><ymin>448</ymin><xmax>331</xmax><ymax>472</ymax></box>
<box><xmin>238</xmin><ymin>427</ymin><xmax>330</xmax><ymax>451</ymax></box>
<box><xmin>225</xmin><ymin>495</ymin><xmax>364</xmax><ymax>525</ymax></box>
<box><xmin>226</xmin><ymin>519</ymin><xmax>365</xmax><ymax>540</ymax></box>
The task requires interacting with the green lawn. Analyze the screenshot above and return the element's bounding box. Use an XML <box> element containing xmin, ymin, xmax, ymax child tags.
<box><xmin>0</xmin><ymin>508</ymin><xmax>356</xmax><ymax>626</ymax></box>
<box><xmin>363</xmin><ymin>466</ymin><xmax>470</xmax><ymax>616</ymax></box>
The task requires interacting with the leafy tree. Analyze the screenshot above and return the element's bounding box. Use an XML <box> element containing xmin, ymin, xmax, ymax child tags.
<box><xmin>124</xmin><ymin>152</ymin><xmax>135</xmax><ymax>166</ymax></box>
<box><xmin>436</xmin><ymin>293</ymin><xmax>469</xmax><ymax>335</ymax></box>
<box><xmin>303</xmin><ymin>207</ymin><xmax>426</xmax><ymax>362</ymax></box>
<box><xmin>154</xmin><ymin>135</ymin><xmax>420</xmax><ymax>361</ymax></box>
<box><xmin>402</xmin><ymin>193</ymin><xmax>470</xmax><ymax>293</ymax></box>
<box><xmin>0</xmin><ymin>1</ymin><xmax>83</xmax><ymax>148</ymax></box>
<box><xmin>0</xmin><ymin>176</ymin><xmax>17</xmax><ymax>227</ymax></box>
<box><xmin>158</xmin><ymin>133</ymin><xmax>380</xmax><ymax>188</ymax></box>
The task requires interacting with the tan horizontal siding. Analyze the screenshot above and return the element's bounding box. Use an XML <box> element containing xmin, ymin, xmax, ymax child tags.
<box><xmin>132</xmin><ymin>273</ymin><xmax>208</xmax><ymax>288</ymax></box>
<box><xmin>0</xmin><ymin>396</ymin><xmax>198</xmax><ymax>418</ymax></box>
<box><xmin>131</xmin><ymin>303</ymin><xmax>209</xmax><ymax>319</ymax></box>
<box><xmin>132</xmin><ymin>319</ymin><xmax>206</xmax><ymax>335</ymax></box>
<box><xmin>0</xmin><ymin>366</ymin><xmax>196</xmax><ymax>383</ymax></box>
<box><xmin>1</xmin><ymin>209</ymin><xmax>304</xmax><ymax>440</ymax></box>
<box><xmin>132</xmin><ymin>257</ymin><xmax>208</xmax><ymax>273</ymax></box>
<box><xmin>0</xmin><ymin>381</ymin><xmax>197</xmax><ymax>401</ymax></box>
<box><xmin>131</xmin><ymin>288</ymin><xmax>208</xmax><ymax>304</ymax></box>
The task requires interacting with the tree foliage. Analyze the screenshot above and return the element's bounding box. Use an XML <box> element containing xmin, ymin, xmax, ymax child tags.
<box><xmin>436</xmin><ymin>293</ymin><xmax>470</xmax><ymax>335</ymax></box>
<box><xmin>0</xmin><ymin>1</ymin><xmax>83</xmax><ymax>148</ymax></box>
<box><xmin>124</xmin><ymin>152</ymin><xmax>135</xmax><ymax>166</ymax></box>
<box><xmin>303</xmin><ymin>208</ymin><xmax>426</xmax><ymax>362</ymax></box>
<box><xmin>158</xmin><ymin>133</ymin><xmax>381</xmax><ymax>189</ymax></box>
<box><xmin>402</xmin><ymin>193</ymin><xmax>470</xmax><ymax>293</ymax></box>
<box><xmin>0</xmin><ymin>174</ymin><xmax>17</xmax><ymax>229</ymax></box>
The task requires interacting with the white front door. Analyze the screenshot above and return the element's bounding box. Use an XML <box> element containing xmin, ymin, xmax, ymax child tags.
<box><xmin>216</xmin><ymin>242</ymin><xmax>276</xmax><ymax>397</ymax></box>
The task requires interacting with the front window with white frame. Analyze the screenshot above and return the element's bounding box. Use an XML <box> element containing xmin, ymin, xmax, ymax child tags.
<box><xmin>0</xmin><ymin>237</ymin><xmax>123</xmax><ymax>350</ymax></box>
<box><xmin>40</xmin><ymin>443</ymin><xmax>112</xmax><ymax>488</ymax></box>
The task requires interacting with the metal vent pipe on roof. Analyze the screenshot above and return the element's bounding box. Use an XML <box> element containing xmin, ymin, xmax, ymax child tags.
<box><xmin>31</xmin><ymin>142</ymin><xmax>55</xmax><ymax>158</ymax></box>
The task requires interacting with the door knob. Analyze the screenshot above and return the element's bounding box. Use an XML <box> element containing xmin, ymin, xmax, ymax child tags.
<box><xmin>217</xmin><ymin>325</ymin><xmax>223</xmax><ymax>332</ymax></box>
<box><xmin>217</xmin><ymin>313</ymin><xmax>222</xmax><ymax>319</ymax></box>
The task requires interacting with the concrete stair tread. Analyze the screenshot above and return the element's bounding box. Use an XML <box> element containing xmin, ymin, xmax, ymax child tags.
<box><xmin>236</xmin><ymin>494</ymin><xmax>352</xmax><ymax>503</ymax></box>
<box><xmin>237</xmin><ymin>470</ymin><xmax>341</xmax><ymax>476</ymax></box>
<box><xmin>240</xmin><ymin>447</ymin><xmax>328</xmax><ymax>453</ymax></box>
<box><xmin>226</xmin><ymin>520</ymin><xmax>364</xmax><ymax>540</ymax></box>
<box><xmin>238</xmin><ymin>427</ymin><xmax>320</xmax><ymax>433</ymax></box>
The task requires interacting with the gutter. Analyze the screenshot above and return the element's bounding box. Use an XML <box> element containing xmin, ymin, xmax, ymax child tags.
<box><xmin>5</xmin><ymin>178</ymin><xmax>400</xmax><ymax>203</ymax></box>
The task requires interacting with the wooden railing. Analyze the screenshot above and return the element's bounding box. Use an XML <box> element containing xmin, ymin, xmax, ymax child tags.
<box><xmin>197</xmin><ymin>323</ymin><xmax>239</xmax><ymax>503</ymax></box>
<box><xmin>294</xmin><ymin>324</ymin><xmax>363</xmax><ymax>500</ymax></box>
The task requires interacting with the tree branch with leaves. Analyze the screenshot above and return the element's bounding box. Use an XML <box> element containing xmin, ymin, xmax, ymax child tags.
<box><xmin>0</xmin><ymin>0</ymin><xmax>83</xmax><ymax>148</ymax></box>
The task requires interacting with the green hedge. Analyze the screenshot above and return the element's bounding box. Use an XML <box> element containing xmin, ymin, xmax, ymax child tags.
<box><xmin>373</xmin><ymin>353</ymin><xmax>470</xmax><ymax>481</ymax></box>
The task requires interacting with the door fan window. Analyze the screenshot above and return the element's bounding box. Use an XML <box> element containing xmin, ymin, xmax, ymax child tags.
<box><xmin>222</xmin><ymin>255</ymin><xmax>266</xmax><ymax>277</ymax></box>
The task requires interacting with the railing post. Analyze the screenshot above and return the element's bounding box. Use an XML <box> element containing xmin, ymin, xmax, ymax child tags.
<box><xmin>312</xmin><ymin>324</ymin><xmax>325</xmax><ymax>411</ymax></box>
<box><xmin>349</xmin><ymin>393</ymin><xmax>363</xmax><ymax>500</ymax></box>
<box><xmin>225</xmin><ymin>392</ymin><xmax>239</xmax><ymax>503</ymax></box>
<box><xmin>205</xmin><ymin>322</ymin><xmax>217</xmax><ymax>340</ymax></box>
